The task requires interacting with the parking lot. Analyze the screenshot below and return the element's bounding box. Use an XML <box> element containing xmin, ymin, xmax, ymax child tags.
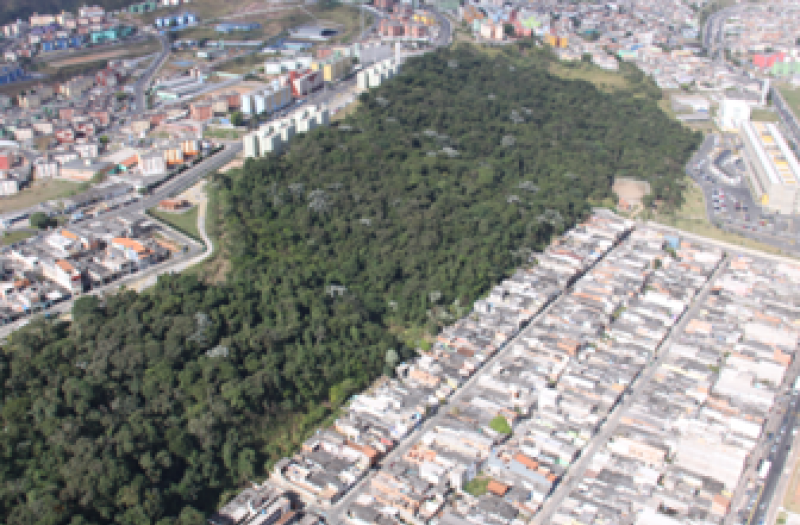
<box><xmin>686</xmin><ymin>132</ymin><xmax>800</xmax><ymax>255</ymax></box>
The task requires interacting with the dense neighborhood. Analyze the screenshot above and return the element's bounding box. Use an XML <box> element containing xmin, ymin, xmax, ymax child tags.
<box><xmin>6</xmin><ymin>0</ymin><xmax>800</xmax><ymax>524</ymax></box>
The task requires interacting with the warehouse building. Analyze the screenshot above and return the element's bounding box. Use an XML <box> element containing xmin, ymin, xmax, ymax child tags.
<box><xmin>741</xmin><ymin>120</ymin><xmax>800</xmax><ymax>214</ymax></box>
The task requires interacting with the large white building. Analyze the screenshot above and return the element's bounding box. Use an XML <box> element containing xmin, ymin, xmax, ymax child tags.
<box><xmin>243</xmin><ymin>105</ymin><xmax>330</xmax><ymax>158</ymax></box>
<box><xmin>741</xmin><ymin>120</ymin><xmax>800</xmax><ymax>214</ymax></box>
<box><xmin>719</xmin><ymin>98</ymin><xmax>751</xmax><ymax>131</ymax></box>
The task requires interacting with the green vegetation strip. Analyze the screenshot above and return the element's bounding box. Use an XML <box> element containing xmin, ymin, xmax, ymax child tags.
<box><xmin>148</xmin><ymin>206</ymin><xmax>202</xmax><ymax>242</ymax></box>
<box><xmin>0</xmin><ymin>44</ymin><xmax>700</xmax><ymax>525</ymax></box>
<box><xmin>0</xmin><ymin>229</ymin><xmax>35</xmax><ymax>246</ymax></box>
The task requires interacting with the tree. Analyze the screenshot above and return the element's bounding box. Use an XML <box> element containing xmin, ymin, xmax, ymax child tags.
<box><xmin>230</xmin><ymin>111</ymin><xmax>244</xmax><ymax>127</ymax></box>
<box><xmin>29</xmin><ymin>211</ymin><xmax>54</xmax><ymax>229</ymax></box>
<box><xmin>99</xmin><ymin>135</ymin><xmax>110</xmax><ymax>145</ymax></box>
<box><xmin>115</xmin><ymin>91</ymin><xmax>128</xmax><ymax>101</ymax></box>
<box><xmin>489</xmin><ymin>415</ymin><xmax>512</xmax><ymax>435</ymax></box>
<box><xmin>0</xmin><ymin>44</ymin><xmax>700</xmax><ymax>525</ymax></box>
<box><xmin>503</xmin><ymin>23</ymin><xmax>515</xmax><ymax>37</ymax></box>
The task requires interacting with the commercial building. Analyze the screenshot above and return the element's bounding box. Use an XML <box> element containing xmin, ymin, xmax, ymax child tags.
<box><xmin>718</xmin><ymin>98</ymin><xmax>751</xmax><ymax>131</ymax></box>
<box><xmin>741</xmin><ymin>120</ymin><xmax>800</xmax><ymax>214</ymax></box>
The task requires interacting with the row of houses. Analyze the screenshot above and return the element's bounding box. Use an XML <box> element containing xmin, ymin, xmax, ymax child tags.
<box><xmin>0</xmin><ymin>215</ymin><xmax>175</xmax><ymax>324</ymax></box>
<box><xmin>552</xmin><ymin>248</ymin><xmax>800</xmax><ymax>525</ymax></box>
<box><xmin>338</xmin><ymin>224</ymin><xmax>727</xmax><ymax>525</ymax></box>
<box><xmin>267</xmin><ymin>213</ymin><xmax>637</xmax><ymax>516</ymax></box>
<box><xmin>210</xmin><ymin>212</ymin><xmax>634</xmax><ymax>524</ymax></box>
<box><xmin>243</xmin><ymin>104</ymin><xmax>331</xmax><ymax>158</ymax></box>
<box><xmin>215</xmin><ymin>213</ymin><xmax>791</xmax><ymax>525</ymax></box>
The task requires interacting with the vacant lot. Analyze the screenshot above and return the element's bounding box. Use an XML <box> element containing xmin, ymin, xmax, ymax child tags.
<box><xmin>50</xmin><ymin>48</ymin><xmax>133</xmax><ymax>68</ymax></box>
<box><xmin>549</xmin><ymin>62</ymin><xmax>631</xmax><ymax>93</ymax></box>
<box><xmin>0</xmin><ymin>180</ymin><xmax>84</xmax><ymax>213</ymax></box>
<box><xmin>613</xmin><ymin>178</ymin><xmax>651</xmax><ymax>207</ymax></box>
<box><xmin>44</xmin><ymin>38</ymin><xmax>161</xmax><ymax>69</ymax></box>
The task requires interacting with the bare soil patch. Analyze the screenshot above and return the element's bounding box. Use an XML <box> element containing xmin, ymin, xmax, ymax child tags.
<box><xmin>613</xmin><ymin>177</ymin><xmax>651</xmax><ymax>207</ymax></box>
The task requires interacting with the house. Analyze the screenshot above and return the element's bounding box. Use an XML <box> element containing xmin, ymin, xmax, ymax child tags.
<box><xmin>159</xmin><ymin>198</ymin><xmax>190</xmax><ymax>211</ymax></box>
<box><xmin>138</xmin><ymin>152</ymin><xmax>167</xmax><ymax>176</ymax></box>
<box><xmin>39</xmin><ymin>258</ymin><xmax>85</xmax><ymax>294</ymax></box>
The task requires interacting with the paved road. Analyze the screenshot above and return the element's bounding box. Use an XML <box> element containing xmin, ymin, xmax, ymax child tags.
<box><xmin>132</xmin><ymin>32</ymin><xmax>171</xmax><ymax>113</ymax></box>
<box><xmin>129</xmin><ymin>181</ymin><xmax>214</xmax><ymax>291</ymax></box>
<box><xmin>703</xmin><ymin>6</ymin><xmax>740</xmax><ymax>63</ymax></box>
<box><xmin>532</xmin><ymin>254</ymin><xmax>729</xmax><ymax>524</ymax></box>
<box><xmin>0</xmin><ymin>144</ymin><xmax>239</xmax><ymax>339</ymax></box>
<box><xmin>746</xmin><ymin>388</ymin><xmax>800</xmax><ymax>525</ymax></box>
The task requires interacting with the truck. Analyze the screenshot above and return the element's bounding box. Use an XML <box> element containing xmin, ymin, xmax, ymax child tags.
<box><xmin>758</xmin><ymin>459</ymin><xmax>771</xmax><ymax>480</ymax></box>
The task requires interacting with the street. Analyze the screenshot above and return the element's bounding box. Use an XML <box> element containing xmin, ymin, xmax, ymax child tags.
<box><xmin>0</xmin><ymin>143</ymin><xmax>240</xmax><ymax>340</ymax></box>
<box><xmin>532</xmin><ymin>253</ymin><xmax>730</xmax><ymax>525</ymax></box>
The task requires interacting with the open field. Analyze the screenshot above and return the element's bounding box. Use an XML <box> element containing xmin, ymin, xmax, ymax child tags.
<box><xmin>653</xmin><ymin>177</ymin><xmax>794</xmax><ymax>257</ymax></box>
<box><xmin>149</xmin><ymin>206</ymin><xmax>200</xmax><ymax>241</ymax></box>
<box><xmin>204</xmin><ymin>127</ymin><xmax>248</xmax><ymax>139</ymax></box>
<box><xmin>0</xmin><ymin>78</ymin><xmax>44</xmax><ymax>97</ymax></box>
<box><xmin>751</xmin><ymin>108</ymin><xmax>781</xmax><ymax>122</ymax></box>
<box><xmin>213</xmin><ymin>52</ymin><xmax>272</xmax><ymax>74</ymax></box>
<box><xmin>613</xmin><ymin>178</ymin><xmax>651</xmax><ymax>207</ymax></box>
<box><xmin>548</xmin><ymin>62</ymin><xmax>631</xmax><ymax>93</ymax></box>
<box><xmin>42</xmin><ymin>38</ymin><xmax>161</xmax><ymax>68</ymax></box>
<box><xmin>1</xmin><ymin>230</ymin><xmax>36</xmax><ymax>246</ymax></box>
<box><xmin>129</xmin><ymin>0</ymin><xmax>363</xmax><ymax>42</ymax></box>
<box><xmin>332</xmin><ymin>99</ymin><xmax>360</xmax><ymax>121</ymax></box>
<box><xmin>49</xmin><ymin>48</ymin><xmax>138</xmax><ymax>68</ymax></box>
<box><xmin>0</xmin><ymin>180</ymin><xmax>85</xmax><ymax>213</ymax></box>
<box><xmin>778</xmin><ymin>84</ymin><xmax>800</xmax><ymax>120</ymax></box>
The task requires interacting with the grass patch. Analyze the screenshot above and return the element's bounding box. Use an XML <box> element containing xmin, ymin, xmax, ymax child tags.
<box><xmin>750</xmin><ymin>108</ymin><xmax>780</xmax><ymax>122</ymax></box>
<box><xmin>213</xmin><ymin>52</ymin><xmax>267</xmax><ymax>75</ymax></box>
<box><xmin>462</xmin><ymin>475</ymin><xmax>491</xmax><ymax>497</ymax></box>
<box><xmin>548</xmin><ymin>61</ymin><xmax>631</xmax><ymax>93</ymax></box>
<box><xmin>0</xmin><ymin>180</ymin><xmax>85</xmax><ymax>213</ymax></box>
<box><xmin>652</xmin><ymin>177</ymin><xmax>796</xmax><ymax>257</ymax></box>
<box><xmin>183</xmin><ymin>184</ymin><xmax>230</xmax><ymax>283</ymax></box>
<box><xmin>784</xmin><ymin>452</ymin><xmax>800</xmax><ymax>514</ymax></box>
<box><xmin>1</xmin><ymin>230</ymin><xmax>36</xmax><ymax>246</ymax></box>
<box><xmin>148</xmin><ymin>206</ymin><xmax>201</xmax><ymax>241</ymax></box>
<box><xmin>778</xmin><ymin>84</ymin><xmax>800</xmax><ymax>119</ymax></box>
<box><xmin>42</xmin><ymin>38</ymin><xmax>161</xmax><ymax>69</ymax></box>
<box><xmin>204</xmin><ymin>127</ymin><xmax>247</xmax><ymax>140</ymax></box>
<box><xmin>332</xmin><ymin>100</ymin><xmax>360</xmax><ymax>122</ymax></box>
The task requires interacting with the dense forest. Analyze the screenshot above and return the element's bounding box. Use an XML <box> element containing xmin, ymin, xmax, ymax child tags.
<box><xmin>0</xmin><ymin>45</ymin><xmax>701</xmax><ymax>525</ymax></box>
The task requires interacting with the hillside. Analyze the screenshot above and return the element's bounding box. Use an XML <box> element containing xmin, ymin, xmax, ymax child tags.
<box><xmin>0</xmin><ymin>44</ymin><xmax>701</xmax><ymax>525</ymax></box>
